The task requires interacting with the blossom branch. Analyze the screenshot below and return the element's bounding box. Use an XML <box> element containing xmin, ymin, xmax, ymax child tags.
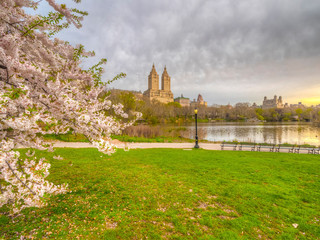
<box><xmin>0</xmin><ymin>0</ymin><xmax>136</xmax><ymax>214</ymax></box>
<box><xmin>5</xmin><ymin>160</ymin><xmax>36</xmax><ymax>195</ymax></box>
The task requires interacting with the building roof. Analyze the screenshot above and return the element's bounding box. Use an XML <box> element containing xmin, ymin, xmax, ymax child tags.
<box><xmin>175</xmin><ymin>97</ymin><xmax>190</xmax><ymax>100</ymax></box>
<box><xmin>175</xmin><ymin>94</ymin><xmax>189</xmax><ymax>100</ymax></box>
<box><xmin>197</xmin><ymin>94</ymin><xmax>204</xmax><ymax>102</ymax></box>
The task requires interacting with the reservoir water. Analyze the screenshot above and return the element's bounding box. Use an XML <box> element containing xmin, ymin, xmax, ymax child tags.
<box><xmin>178</xmin><ymin>122</ymin><xmax>320</xmax><ymax>146</ymax></box>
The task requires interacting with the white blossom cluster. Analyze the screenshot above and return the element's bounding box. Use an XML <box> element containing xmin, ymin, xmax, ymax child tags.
<box><xmin>0</xmin><ymin>0</ymin><xmax>139</xmax><ymax>214</ymax></box>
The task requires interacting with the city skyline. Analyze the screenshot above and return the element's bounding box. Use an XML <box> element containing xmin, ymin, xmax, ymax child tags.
<box><xmin>34</xmin><ymin>0</ymin><xmax>320</xmax><ymax>105</ymax></box>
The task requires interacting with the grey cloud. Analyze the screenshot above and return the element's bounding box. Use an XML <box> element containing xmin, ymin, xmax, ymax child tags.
<box><xmin>50</xmin><ymin>0</ymin><xmax>320</xmax><ymax>104</ymax></box>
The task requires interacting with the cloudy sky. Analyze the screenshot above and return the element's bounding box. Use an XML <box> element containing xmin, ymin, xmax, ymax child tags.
<box><xmin>38</xmin><ymin>0</ymin><xmax>320</xmax><ymax>105</ymax></box>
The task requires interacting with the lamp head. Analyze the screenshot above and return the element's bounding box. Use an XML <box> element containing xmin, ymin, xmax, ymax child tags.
<box><xmin>194</xmin><ymin>108</ymin><xmax>198</xmax><ymax>114</ymax></box>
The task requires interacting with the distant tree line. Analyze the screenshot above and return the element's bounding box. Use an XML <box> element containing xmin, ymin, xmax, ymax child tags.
<box><xmin>108</xmin><ymin>90</ymin><xmax>320</xmax><ymax>124</ymax></box>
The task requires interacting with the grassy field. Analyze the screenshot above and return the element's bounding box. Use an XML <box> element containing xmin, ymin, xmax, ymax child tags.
<box><xmin>42</xmin><ymin>133</ymin><xmax>195</xmax><ymax>143</ymax></box>
<box><xmin>1</xmin><ymin>149</ymin><xmax>319</xmax><ymax>239</ymax></box>
<box><xmin>111</xmin><ymin>135</ymin><xmax>194</xmax><ymax>143</ymax></box>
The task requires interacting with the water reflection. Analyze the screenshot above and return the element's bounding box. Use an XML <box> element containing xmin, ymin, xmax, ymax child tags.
<box><xmin>179</xmin><ymin>122</ymin><xmax>320</xmax><ymax>146</ymax></box>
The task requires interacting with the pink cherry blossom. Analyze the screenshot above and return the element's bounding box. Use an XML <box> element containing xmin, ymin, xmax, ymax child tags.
<box><xmin>0</xmin><ymin>0</ymin><xmax>137</xmax><ymax>214</ymax></box>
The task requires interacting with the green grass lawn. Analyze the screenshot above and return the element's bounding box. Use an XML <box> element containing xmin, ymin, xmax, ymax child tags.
<box><xmin>42</xmin><ymin>133</ymin><xmax>195</xmax><ymax>143</ymax></box>
<box><xmin>111</xmin><ymin>135</ymin><xmax>195</xmax><ymax>143</ymax></box>
<box><xmin>1</xmin><ymin>149</ymin><xmax>319</xmax><ymax>239</ymax></box>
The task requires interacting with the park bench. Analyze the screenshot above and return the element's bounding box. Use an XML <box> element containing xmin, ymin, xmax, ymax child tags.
<box><xmin>221</xmin><ymin>142</ymin><xmax>238</xmax><ymax>151</ymax></box>
<box><xmin>274</xmin><ymin>144</ymin><xmax>281</xmax><ymax>152</ymax></box>
<box><xmin>294</xmin><ymin>146</ymin><xmax>317</xmax><ymax>154</ymax></box>
<box><xmin>259</xmin><ymin>144</ymin><xmax>295</xmax><ymax>153</ymax></box>
<box><xmin>278</xmin><ymin>145</ymin><xmax>295</xmax><ymax>153</ymax></box>
<box><xmin>313</xmin><ymin>147</ymin><xmax>320</xmax><ymax>154</ymax></box>
<box><xmin>250</xmin><ymin>143</ymin><xmax>257</xmax><ymax>151</ymax></box>
<box><xmin>269</xmin><ymin>144</ymin><xmax>276</xmax><ymax>152</ymax></box>
<box><xmin>238</xmin><ymin>143</ymin><xmax>256</xmax><ymax>151</ymax></box>
<box><xmin>256</xmin><ymin>144</ymin><xmax>275</xmax><ymax>152</ymax></box>
<box><xmin>220</xmin><ymin>142</ymin><xmax>317</xmax><ymax>154</ymax></box>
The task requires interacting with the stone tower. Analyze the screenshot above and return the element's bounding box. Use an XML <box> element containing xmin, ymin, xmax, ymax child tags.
<box><xmin>143</xmin><ymin>64</ymin><xmax>173</xmax><ymax>104</ymax></box>
<box><xmin>161</xmin><ymin>66</ymin><xmax>170</xmax><ymax>91</ymax></box>
<box><xmin>262</xmin><ymin>95</ymin><xmax>284</xmax><ymax>109</ymax></box>
<box><xmin>148</xmin><ymin>64</ymin><xmax>159</xmax><ymax>90</ymax></box>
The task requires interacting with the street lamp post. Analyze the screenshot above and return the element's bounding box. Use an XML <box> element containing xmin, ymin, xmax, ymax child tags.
<box><xmin>194</xmin><ymin>108</ymin><xmax>199</xmax><ymax>148</ymax></box>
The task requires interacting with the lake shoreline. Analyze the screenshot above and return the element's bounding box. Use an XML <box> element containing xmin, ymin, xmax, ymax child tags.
<box><xmin>173</xmin><ymin>122</ymin><xmax>320</xmax><ymax>146</ymax></box>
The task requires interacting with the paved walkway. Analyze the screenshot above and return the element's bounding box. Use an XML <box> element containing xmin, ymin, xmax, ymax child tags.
<box><xmin>52</xmin><ymin>141</ymin><xmax>221</xmax><ymax>150</ymax></box>
<box><xmin>51</xmin><ymin>141</ymin><xmax>318</xmax><ymax>154</ymax></box>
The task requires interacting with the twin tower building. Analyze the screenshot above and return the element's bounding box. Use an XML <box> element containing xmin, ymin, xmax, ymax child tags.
<box><xmin>143</xmin><ymin>64</ymin><xmax>174</xmax><ymax>104</ymax></box>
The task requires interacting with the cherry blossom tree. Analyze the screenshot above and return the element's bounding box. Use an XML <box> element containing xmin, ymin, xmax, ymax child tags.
<box><xmin>0</xmin><ymin>0</ymin><xmax>139</xmax><ymax>214</ymax></box>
